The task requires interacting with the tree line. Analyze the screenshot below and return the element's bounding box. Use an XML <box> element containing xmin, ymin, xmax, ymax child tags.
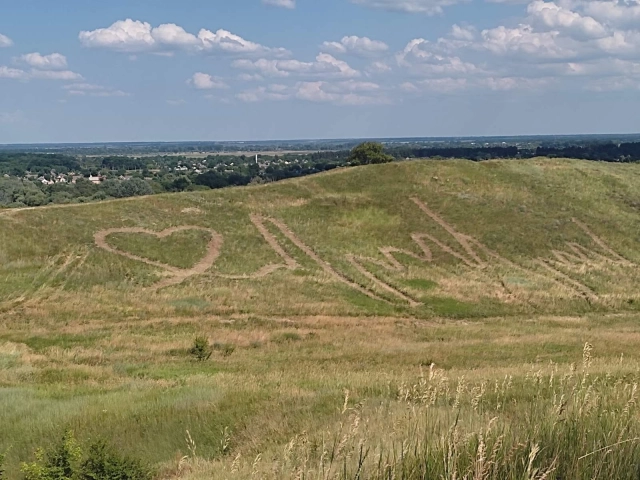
<box><xmin>2</xmin><ymin>141</ymin><xmax>640</xmax><ymax>208</ymax></box>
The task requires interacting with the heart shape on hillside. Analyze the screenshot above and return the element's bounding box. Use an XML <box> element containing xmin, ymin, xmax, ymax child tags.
<box><xmin>94</xmin><ymin>226</ymin><xmax>223</xmax><ymax>288</ymax></box>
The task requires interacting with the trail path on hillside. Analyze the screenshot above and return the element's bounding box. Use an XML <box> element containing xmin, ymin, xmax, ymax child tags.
<box><xmin>0</xmin><ymin>195</ymin><xmax>157</xmax><ymax>217</ymax></box>
<box><xmin>94</xmin><ymin>226</ymin><xmax>223</xmax><ymax>289</ymax></box>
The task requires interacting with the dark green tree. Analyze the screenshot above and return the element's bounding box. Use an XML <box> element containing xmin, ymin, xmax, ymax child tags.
<box><xmin>348</xmin><ymin>142</ymin><xmax>394</xmax><ymax>166</ymax></box>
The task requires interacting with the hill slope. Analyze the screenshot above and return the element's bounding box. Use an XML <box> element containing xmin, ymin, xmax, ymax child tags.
<box><xmin>1</xmin><ymin>158</ymin><xmax>639</xmax><ymax>319</ymax></box>
<box><xmin>2</xmin><ymin>158</ymin><xmax>640</xmax><ymax>478</ymax></box>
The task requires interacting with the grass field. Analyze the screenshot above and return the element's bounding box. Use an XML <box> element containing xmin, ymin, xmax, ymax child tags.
<box><xmin>1</xmin><ymin>158</ymin><xmax>640</xmax><ymax>479</ymax></box>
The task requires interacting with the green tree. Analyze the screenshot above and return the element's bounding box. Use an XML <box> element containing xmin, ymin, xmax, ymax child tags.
<box><xmin>348</xmin><ymin>142</ymin><xmax>394</xmax><ymax>166</ymax></box>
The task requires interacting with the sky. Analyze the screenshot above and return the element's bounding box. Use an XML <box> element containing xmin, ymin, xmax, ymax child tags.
<box><xmin>1</xmin><ymin>0</ymin><xmax>640</xmax><ymax>143</ymax></box>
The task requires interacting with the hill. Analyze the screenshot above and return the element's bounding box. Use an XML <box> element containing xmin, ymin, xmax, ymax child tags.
<box><xmin>2</xmin><ymin>158</ymin><xmax>640</xmax><ymax>479</ymax></box>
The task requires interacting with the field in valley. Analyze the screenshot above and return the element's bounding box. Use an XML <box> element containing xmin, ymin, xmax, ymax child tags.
<box><xmin>1</xmin><ymin>158</ymin><xmax>640</xmax><ymax>479</ymax></box>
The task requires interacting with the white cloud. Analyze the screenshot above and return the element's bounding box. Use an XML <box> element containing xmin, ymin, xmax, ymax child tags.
<box><xmin>262</xmin><ymin>0</ymin><xmax>296</xmax><ymax>8</ymax></box>
<box><xmin>63</xmin><ymin>83</ymin><xmax>128</xmax><ymax>97</ymax></box>
<box><xmin>480</xmin><ymin>25</ymin><xmax>575</xmax><ymax>59</ymax></box>
<box><xmin>79</xmin><ymin>19</ymin><xmax>289</xmax><ymax>57</ymax></box>
<box><xmin>349</xmin><ymin>0</ymin><xmax>465</xmax><ymax>15</ymax></box>
<box><xmin>322</xmin><ymin>36</ymin><xmax>389</xmax><ymax>56</ymax></box>
<box><xmin>29</xmin><ymin>70</ymin><xmax>83</xmax><ymax>80</ymax></box>
<box><xmin>295</xmin><ymin>81</ymin><xmax>389</xmax><ymax>105</ymax></box>
<box><xmin>235</xmin><ymin>79</ymin><xmax>388</xmax><ymax>105</ymax></box>
<box><xmin>188</xmin><ymin>72</ymin><xmax>229</xmax><ymax>89</ymax></box>
<box><xmin>0</xmin><ymin>66</ymin><xmax>27</xmax><ymax>80</ymax></box>
<box><xmin>236</xmin><ymin>84</ymin><xmax>292</xmax><ymax>102</ymax></box>
<box><xmin>18</xmin><ymin>52</ymin><xmax>68</xmax><ymax>70</ymax></box>
<box><xmin>0</xmin><ymin>34</ymin><xmax>12</xmax><ymax>48</ymax></box>
<box><xmin>450</xmin><ymin>24</ymin><xmax>477</xmax><ymax>41</ymax></box>
<box><xmin>397</xmin><ymin>38</ymin><xmax>482</xmax><ymax>76</ymax></box>
<box><xmin>527</xmin><ymin>1</ymin><xmax>608</xmax><ymax>39</ymax></box>
<box><xmin>582</xmin><ymin>1</ymin><xmax>640</xmax><ymax>28</ymax></box>
<box><xmin>238</xmin><ymin>73</ymin><xmax>264</xmax><ymax>81</ymax></box>
<box><xmin>0</xmin><ymin>66</ymin><xmax>82</xmax><ymax>81</ymax></box>
<box><xmin>232</xmin><ymin>53</ymin><xmax>360</xmax><ymax>78</ymax></box>
<box><xmin>402</xmin><ymin>76</ymin><xmax>551</xmax><ymax>94</ymax></box>
<box><xmin>366</xmin><ymin>61</ymin><xmax>392</xmax><ymax>73</ymax></box>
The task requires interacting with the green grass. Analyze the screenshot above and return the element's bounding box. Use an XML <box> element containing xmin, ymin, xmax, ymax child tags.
<box><xmin>1</xmin><ymin>159</ymin><xmax>640</xmax><ymax>478</ymax></box>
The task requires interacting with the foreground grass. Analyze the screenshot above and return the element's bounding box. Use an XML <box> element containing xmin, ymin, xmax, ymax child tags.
<box><xmin>189</xmin><ymin>348</ymin><xmax>640</xmax><ymax>480</ymax></box>
<box><xmin>1</xmin><ymin>159</ymin><xmax>640</xmax><ymax>478</ymax></box>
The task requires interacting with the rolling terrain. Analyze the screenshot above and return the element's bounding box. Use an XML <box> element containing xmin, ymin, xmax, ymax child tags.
<box><xmin>2</xmin><ymin>158</ymin><xmax>640</xmax><ymax>479</ymax></box>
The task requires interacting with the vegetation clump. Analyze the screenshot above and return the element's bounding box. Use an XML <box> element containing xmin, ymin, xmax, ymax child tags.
<box><xmin>189</xmin><ymin>336</ymin><xmax>212</xmax><ymax>362</ymax></box>
<box><xmin>21</xmin><ymin>432</ymin><xmax>151</xmax><ymax>480</ymax></box>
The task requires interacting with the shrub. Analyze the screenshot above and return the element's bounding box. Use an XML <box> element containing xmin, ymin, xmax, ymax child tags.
<box><xmin>79</xmin><ymin>440</ymin><xmax>152</xmax><ymax>480</ymax></box>
<box><xmin>21</xmin><ymin>433</ymin><xmax>152</xmax><ymax>480</ymax></box>
<box><xmin>189</xmin><ymin>336</ymin><xmax>212</xmax><ymax>361</ymax></box>
<box><xmin>21</xmin><ymin>430</ymin><xmax>82</xmax><ymax>480</ymax></box>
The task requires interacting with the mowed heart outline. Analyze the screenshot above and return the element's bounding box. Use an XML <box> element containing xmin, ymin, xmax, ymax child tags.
<box><xmin>94</xmin><ymin>226</ymin><xmax>223</xmax><ymax>288</ymax></box>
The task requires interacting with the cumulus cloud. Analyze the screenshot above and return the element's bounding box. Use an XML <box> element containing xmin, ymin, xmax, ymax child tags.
<box><xmin>262</xmin><ymin>0</ymin><xmax>296</xmax><ymax>8</ymax></box>
<box><xmin>389</xmin><ymin>0</ymin><xmax>640</xmax><ymax>97</ymax></box>
<box><xmin>480</xmin><ymin>25</ymin><xmax>575</xmax><ymax>59</ymax></box>
<box><xmin>0</xmin><ymin>33</ymin><xmax>12</xmax><ymax>48</ymax></box>
<box><xmin>450</xmin><ymin>24</ymin><xmax>477</xmax><ymax>41</ymax></box>
<box><xmin>527</xmin><ymin>1</ymin><xmax>608</xmax><ymax>39</ymax></box>
<box><xmin>582</xmin><ymin>1</ymin><xmax>640</xmax><ymax>28</ymax></box>
<box><xmin>322</xmin><ymin>36</ymin><xmax>389</xmax><ymax>56</ymax></box>
<box><xmin>79</xmin><ymin>19</ymin><xmax>290</xmax><ymax>57</ymax></box>
<box><xmin>18</xmin><ymin>52</ymin><xmax>68</xmax><ymax>70</ymax></box>
<box><xmin>397</xmin><ymin>38</ymin><xmax>483</xmax><ymax>76</ymax></box>
<box><xmin>232</xmin><ymin>53</ymin><xmax>360</xmax><ymax>78</ymax></box>
<box><xmin>349</xmin><ymin>0</ymin><xmax>464</xmax><ymax>15</ymax></box>
<box><xmin>188</xmin><ymin>73</ymin><xmax>229</xmax><ymax>89</ymax></box>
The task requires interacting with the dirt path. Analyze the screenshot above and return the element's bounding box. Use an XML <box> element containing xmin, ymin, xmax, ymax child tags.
<box><xmin>0</xmin><ymin>195</ymin><xmax>158</xmax><ymax>218</ymax></box>
<box><xmin>94</xmin><ymin>226</ymin><xmax>223</xmax><ymax>289</ymax></box>
<box><xmin>218</xmin><ymin>215</ymin><xmax>299</xmax><ymax>280</ymax></box>
<box><xmin>90</xmin><ymin>198</ymin><xmax>635</xmax><ymax>304</ymax></box>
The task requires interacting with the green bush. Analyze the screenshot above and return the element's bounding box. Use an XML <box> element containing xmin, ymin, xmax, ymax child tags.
<box><xmin>189</xmin><ymin>336</ymin><xmax>212</xmax><ymax>361</ymax></box>
<box><xmin>79</xmin><ymin>440</ymin><xmax>152</xmax><ymax>480</ymax></box>
<box><xmin>21</xmin><ymin>433</ymin><xmax>152</xmax><ymax>480</ymax></box>
<box><xmin>21</xmin><ymin>431</ymin><xmax>81</xmax><ymax>480</ymax></box>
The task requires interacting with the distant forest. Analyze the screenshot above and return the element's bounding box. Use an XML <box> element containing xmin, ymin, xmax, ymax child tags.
<box><xmin>1</xmin><ymin>141</ymin><xmax>639</xmax><ymax>208</ymax></box>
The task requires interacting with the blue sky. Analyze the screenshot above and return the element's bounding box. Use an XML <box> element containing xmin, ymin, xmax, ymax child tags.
<box><xmin>1</xmin><ymin>0</ymin><xmax>640</xmax><ymax>143</ymax></box>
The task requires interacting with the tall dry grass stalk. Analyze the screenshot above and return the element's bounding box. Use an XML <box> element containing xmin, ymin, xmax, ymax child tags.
<box><xmin>184</xmin><ymin>345</ymin><xmax>640</xmax><ymax>480</ymax></box>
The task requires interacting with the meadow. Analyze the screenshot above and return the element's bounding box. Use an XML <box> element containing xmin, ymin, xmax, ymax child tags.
<box><xmin>1</xmin><ymin>158</ymin><xmax>640</xmax><ymax>478</ymax></box>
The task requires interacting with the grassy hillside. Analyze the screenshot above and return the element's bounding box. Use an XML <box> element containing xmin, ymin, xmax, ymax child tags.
<box><xmin>2</xmin><ymin>158</ymin><xmax>640</xmax><ymax>478</ymax></box>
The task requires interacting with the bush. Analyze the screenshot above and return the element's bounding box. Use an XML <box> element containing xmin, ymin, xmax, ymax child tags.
<box><xmin>21</xmin><ymin>433</ymin><xmax>152</xmax><ymax>480</ymax></box>
<box><xmin>189</xmin><ymin>336</ymin><xmax>212</xmax><ymax>361</ymax></box>
<box><xmin>21</xmin><ymin>430</ymin><xmax>82</xmax><ymax>480</ymax></box>
<box><xmin>79</xmin><ymin>440</ymin><xmax>152</xmax><ymax>480</ymax></box>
